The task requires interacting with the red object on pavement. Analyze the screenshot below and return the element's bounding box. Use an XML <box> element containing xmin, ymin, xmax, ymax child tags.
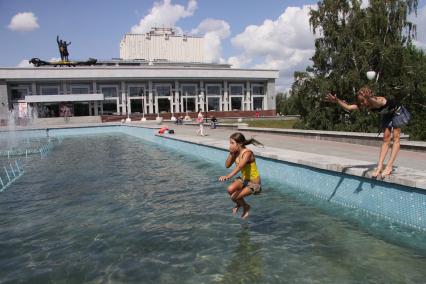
<box><xmin>158</xmin><ymin>127</ymin><xmax>169</xmax><ymax>134</ymax></box>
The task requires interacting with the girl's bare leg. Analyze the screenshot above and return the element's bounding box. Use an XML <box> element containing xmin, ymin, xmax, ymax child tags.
<box><xmin>232</xmin><ymin>187</ymin><xmax>253</xmax><ymax>219</ymax></box>
<box><xmin>227</xmin><ymin>181</ymin><xmax>243</xmax><ymax>214</ymax></box>
<box><xmin>373</xmin><ymin>128</ymin><xmax>391</xmax><ymax>178</ymax></box>
<box><xmin>382</xmin><ymin>128</ymin><xmax>401</xmax><ymax>177</ymax></box>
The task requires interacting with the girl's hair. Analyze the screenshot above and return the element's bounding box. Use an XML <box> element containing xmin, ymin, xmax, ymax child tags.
<box><xmin>357</xmin><ymin>86</ymin><xmax>374</xmax><ymax>99</ymax></box>
<box><xmin>197</xmin><ymin>109</ymin><xmax>202</xmax><ymax>113</ymax></box>
<box><xmin>355</xmin><ymin>86</ymin><xmax>374</xmax><ymax>108</ymax></box>
<box><xmin>230</xmin><ymin>132</ymin><xmax>264</xmax><ymax>147</ymax></box>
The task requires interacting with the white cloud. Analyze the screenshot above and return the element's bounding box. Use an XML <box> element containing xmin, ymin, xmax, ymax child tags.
<box><xmin>8</xmin><ymin>12</ymin><xmax>39</xmax><ymax>32</ymax></box>
<box><xmin>131</xmin><ymin>0</ymin><xmax>197</xmax><ymax>33</ymax></box>
<box><xmin>191</xmin><ymin>19</ymin><xmax>230</xmax><ymax>63</ymax></box>
<box><xmin>227</xmin><ymin>55</ymin><xmax>251</xmax><ymax>68</ymax></box>
<box><xmin>230</xmin><ymin>5</ymin><xmax>317</xmax><ymax>91</ymax></box>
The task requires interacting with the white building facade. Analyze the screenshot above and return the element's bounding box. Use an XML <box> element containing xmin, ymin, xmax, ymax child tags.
<box><xmin>0</xmin><ymin>62</ymin><xmax>278</xmax><ymax>119</ymax></box>
<box><xmin>120</xmin><ymin>27</ymin><xmax>205</xmax><ymax>63</ymax></box>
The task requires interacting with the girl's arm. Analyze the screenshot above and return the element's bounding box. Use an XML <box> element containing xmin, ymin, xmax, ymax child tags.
<box><xmin>219</xmin><ymin>151</ymin><xmax>252</xmax><ymax>181</ymax></box>
<box><xmin>325</xmin><ymin>93</ymin><xmax>358</xmax><ymax>111</ymax></box>
<box><xmin>225</xmin><ymin>152</ymin><xmax>237</xmax><ymax>168</ymax></box>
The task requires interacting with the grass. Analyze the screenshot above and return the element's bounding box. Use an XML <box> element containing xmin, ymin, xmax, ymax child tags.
<box><xmin>246</xmin><ymin>119</ymin><xmax>298</xmax><ymax>129</ymax></box>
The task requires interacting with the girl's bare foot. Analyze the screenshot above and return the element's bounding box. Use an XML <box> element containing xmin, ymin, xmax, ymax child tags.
<box><xmin>241</xmin><ymin>204</ymin><xmax>250</xmax><ymax>219</ymax></box>
<box><xmin>232</xmin><ymin>205</ymin><xmax>240</xmax><ymax>215</ymax></box>
<box><xmin>371</xmin><ymin>167</ymin><xmax>382</xmax><ymax>179</ymax></box>
<box><xmin>381</xmin><ymin>167</ymin><xmax>394</xmax><ymax>178</ymax></box>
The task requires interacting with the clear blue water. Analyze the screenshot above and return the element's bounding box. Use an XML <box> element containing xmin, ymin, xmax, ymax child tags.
<box><xmin>0</xmin><ymin>134</ymin><xmax>425</xmax><ymax>283</ymax></box>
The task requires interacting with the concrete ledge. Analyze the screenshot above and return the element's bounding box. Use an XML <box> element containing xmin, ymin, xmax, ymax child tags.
<box><xmin>236</xmin><ymin>126</ymin><xmax>425</xmax><ymax>150</ymax></box>
<box><xmin>155</xmin><ymin>133</ymin><xmax>426</xmax><ymax>190</ymax></box>
<box><xmin>181</xmin><ymin>122</ymin><xmax>248</xmax><ymax>128</ymax></box>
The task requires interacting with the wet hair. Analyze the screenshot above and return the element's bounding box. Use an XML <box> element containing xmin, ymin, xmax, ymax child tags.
<box><xmin>356</xmin><ymin>86</ymin><xmax>374</xmax><ymax>107</ymax></box>
<box><xmin>357</xmin><ymin>86</ymin><xmax>373</xmax><ymax>97</ymax></box>
<box><xmin>230</xmin><ymin>132</ymin><xmax>264</xmax><ymax>147</ymax></box>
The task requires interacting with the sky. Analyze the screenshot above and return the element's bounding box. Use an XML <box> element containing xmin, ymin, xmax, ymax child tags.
<box><xmin>1</xmin><ymin>0</ymin><xmax>426</xmax><ymax>91</ymax></box>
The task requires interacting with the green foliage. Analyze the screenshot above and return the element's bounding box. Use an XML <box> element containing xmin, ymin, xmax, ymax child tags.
<box><xmin>291</xmin><ymin>0</ymin><xmax>426</xmax><ymax>140</ymax></box>
<box><xmin>276</xmin><ymin>92</ymin><xmax>300</xmax><ymax>115</ymax></box>
<box><xmin>247</xmin><ymin>119</ymin><xmax>298</xmax><ymax>129</ymax></box>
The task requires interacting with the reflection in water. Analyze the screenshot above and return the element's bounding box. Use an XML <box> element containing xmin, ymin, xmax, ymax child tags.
<box><xmin>222</xmin><ymin>225</ymin><xmax>263</xmax><ymax>283</ymax></box>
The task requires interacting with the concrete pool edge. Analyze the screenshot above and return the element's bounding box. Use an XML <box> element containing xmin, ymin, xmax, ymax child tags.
<box><xmin>151</xmin><ymin>131</ymin><xmax>426</xmax><ymax>191</ymax></box>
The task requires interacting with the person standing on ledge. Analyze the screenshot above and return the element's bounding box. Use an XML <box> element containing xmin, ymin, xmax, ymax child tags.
<box><xmin>325</xmin><ymin>86</ymin><xmax>411</xmax><ymax>178</ymax></box>
<box><xmin>219</xmin><ymin>132</ymin><xmax>263</xmax><ymax>219</ymax></box>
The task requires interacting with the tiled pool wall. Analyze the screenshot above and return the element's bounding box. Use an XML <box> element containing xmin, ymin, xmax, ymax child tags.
<box><xmin>46</xmin><ymin>126</ymin><xmax>426</xmax><ymax>230</ymax></box>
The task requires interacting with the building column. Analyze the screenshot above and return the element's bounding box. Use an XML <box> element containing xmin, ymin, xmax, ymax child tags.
<box><xmin>0</xmin><ymin>81</ymin><xmax>9</xmax><ymax>119</ymax></box>
<box><xmin>174</xmin><ymin>80</ymin><xmax>180</xmax><ymax>113</ymax></box>
<box><xmin>121</xmin><ymin>81</ymin><xmax>127</xmax><ymax>115</ymax></box>
<box><xmin>199</xmin><ymin>81</ymin><xmax>205</xmax><ymax>112</ymax></box>
<box><xmin>223</xmin><ymin>81</ymin><xmax>228</xmax><ymax>111</ymax></box>
<box><xmin>93</xmin><ymin>82</ymin><xmax>99</xmax><ymax>115</ymax></box>
<box><xmin>245</xmin><ymin>81</ymin><xmax>251</xmax><ymax>111</ymax></box>
<box><xmin>31</xmin><ymin>82</ymin><xmax>37</xmax><ymax>96</ymax></box>
<box><xmin>266</xmin><ymin>79</ymin><xmax>276</xmax><ymax>110</ymax></box>
<box><xmin>148</xmin><ymin>81</ymin><xmax>154</xmax><ymax>113</ymax></box>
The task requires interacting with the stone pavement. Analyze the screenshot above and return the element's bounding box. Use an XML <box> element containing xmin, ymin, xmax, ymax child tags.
<box><xmin>159</xmin><ymin>123</ymin><xmax>426</xmax><ymax>190</ymax></box>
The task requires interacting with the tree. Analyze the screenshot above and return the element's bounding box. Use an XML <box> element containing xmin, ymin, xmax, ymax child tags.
<box><xmin>292</xmin><ymin>0</ymin><xmax>426</xmax><ymax>139</ymax></box>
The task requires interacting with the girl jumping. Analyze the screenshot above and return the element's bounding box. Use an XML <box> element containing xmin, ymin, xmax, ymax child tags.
<box><xmin>219</xmin><ymin>132</ymin><xmax>263</xmax><ymax>219</ymax></box>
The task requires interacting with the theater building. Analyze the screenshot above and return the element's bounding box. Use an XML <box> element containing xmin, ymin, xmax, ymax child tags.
<box><xmin>0</xmin><ymin>28</ymin><xmax>278</xmax><ymax>120</ymax></box>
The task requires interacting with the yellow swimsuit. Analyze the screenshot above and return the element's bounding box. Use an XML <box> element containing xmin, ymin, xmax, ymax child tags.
<box><xmin>235</xmin><ymin>149</ymin><xmax>260</xmax><ymax>180</ymax></box>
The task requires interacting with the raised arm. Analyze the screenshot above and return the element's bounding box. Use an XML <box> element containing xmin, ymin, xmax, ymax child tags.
<box><xmin>220</xmin><ymin>151</ymin><xmax>252</xmax><ymax>181</ymax></box>
<box><xmin>56</xmin><ymin>35</ymin><xmax>60</xmax><ymax>44</ymax></box>
<box><xmin>225</xmin><ymin>152</ymin><xmax>237</xmax><ymax>168</ymax></box>
<box><xmin>325</xmin><ymin>93</ymin><xmax>358</xmax><ymax>111</ymax></box>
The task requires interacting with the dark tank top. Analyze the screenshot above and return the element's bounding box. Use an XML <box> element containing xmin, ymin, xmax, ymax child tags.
<box><xmin>373</xmin><ymin>97</ymin><xmax>400</xmax><ymax>115</ymax></box>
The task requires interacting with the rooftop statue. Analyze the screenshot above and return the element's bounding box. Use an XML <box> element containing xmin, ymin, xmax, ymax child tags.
<box><xmin>29</xmin><ymin>36</ymin><xmax>97</xmax><ymax>67</ymax></box>
<box><xmin>57</xmin><ymin>35</ymin><xmax>71</xmax><ymax>62</ymax></box>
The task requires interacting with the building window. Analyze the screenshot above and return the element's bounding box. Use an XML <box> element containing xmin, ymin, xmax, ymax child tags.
<box><xmin>230</xmin><ymin>85</ymin><xmax>243</xmax><ymax>96</ymax></box>
<box><xmin>252</xmin><ymin>85</ymin><xmax>264</xmax><ymax>96</ymax></box>
<box><xmin>101</xmin><ymin>86</ymin><xmax>118</xmax><ymax>98</ymax></box>
<box><xmin>208</xmin><ymin>97</ymin><xmax>220</xmax><ymax>111</ymax></box>
<box><xmin>182</xmin><ymin>97</ymin><xmax>195</xmax><ymax>112</ymax></box>
<box><xmin>102</xmin><ymin>101</ymin><xmax>117</xmax><ymax>115</ymax></box>
<box><xmin>11</xmin><ymin>88</ymin><xmax>28</xmax><ymax>100</ymax></box>
<box><xmin>157</xmin><ymin>98</ymin><xmax>171</xmax><ymax>112</ymax></box>
<box><xmin>129</xmin><ymin>86</ymin><xmax>145</xmax><ymax>97</ymax></box>
<box><xmin>181</xmin><ymin>85</ymin><xmax>197</xmax><ymax>96</ymax></box>
<box><xmin>71</xmin><ymin>86</ymin><xmax>90</xmax><ymax>94</ymax></box>
<box><xmin>231</xmin><ymin>97</ymin><xmax>242</xmax><ymax>110</ymax></box>
<box><xmin>41</xmin><ymin>86</ymin><xmax>60</xmax><ymax>95</ymax></box>
<box><xmin>253</xmin><ymin>97</ymin><xmax>263</xmax><ymax>110</ymax></box>
<box><xmin>206</xmin><ymin>85</ymin><xmax>221</xmax><ymax>96</ymax></box>
<box><xmin>155</xmin><ymin>85</ymin><xmax>171</xmax><ymax>97</ymax></box>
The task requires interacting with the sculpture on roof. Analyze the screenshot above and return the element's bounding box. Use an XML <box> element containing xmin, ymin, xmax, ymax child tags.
<box><xmin>29</xmin><ymin>36</ymin><xmax>97</xmax><ymax>67</ymax></box>
<box><xmin>57</xmin><ymin>35</ymin><xmax>71</xmax><ymax>62</ymax></box>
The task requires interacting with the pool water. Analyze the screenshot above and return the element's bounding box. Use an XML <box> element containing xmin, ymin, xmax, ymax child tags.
<box><xmin>0</xmin><ymin>134</ymin><xmax>425</xmax><ymax>283</ymax></box>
